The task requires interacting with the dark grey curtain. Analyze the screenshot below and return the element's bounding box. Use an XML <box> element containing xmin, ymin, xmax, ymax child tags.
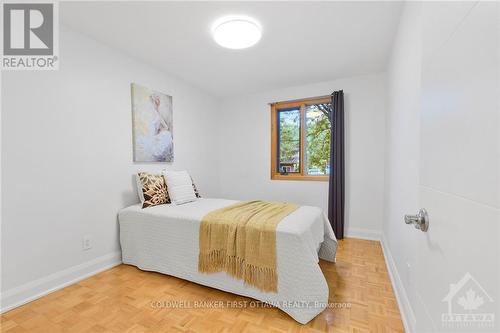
<box><xmin>328</xmin><ymin>90</ymin><xmax>345</xmax><ymax>239</ymax></box>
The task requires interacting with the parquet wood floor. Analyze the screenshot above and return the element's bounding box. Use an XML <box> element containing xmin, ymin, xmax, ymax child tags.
<box><xmin>1</xmin><ymin>238</ymin><xmax>404</xmax><ymax>332</ymax></box>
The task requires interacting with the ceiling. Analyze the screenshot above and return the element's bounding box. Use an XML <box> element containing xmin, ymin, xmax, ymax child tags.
<box><xmin>61</xmin><ymin>1</ymin><xmax>403</xmax><ymax>98</ymax></box>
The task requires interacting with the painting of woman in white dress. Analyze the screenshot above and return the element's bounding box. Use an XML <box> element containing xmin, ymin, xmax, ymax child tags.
<box><xmin>131</xmin><ymin>83</ymin><xmax>173</xmax><ymax>162</ymax></box>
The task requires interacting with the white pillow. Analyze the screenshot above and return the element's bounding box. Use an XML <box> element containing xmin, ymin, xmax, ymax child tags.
<box><xmin>163</xmin><ymin>170</ymin><xmax>197</xmax><ymax>205</ymax></box>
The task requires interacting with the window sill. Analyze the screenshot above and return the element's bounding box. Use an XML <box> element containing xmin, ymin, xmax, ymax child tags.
<box><xmin>271</xmin><ymin>174</ymin><xmax>329</xmax><ymax>182</ymax></box>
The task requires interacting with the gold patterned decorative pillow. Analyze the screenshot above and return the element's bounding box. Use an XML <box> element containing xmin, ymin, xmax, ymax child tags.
<box><xmin>191</xmin><ymin>177</ymin><xmax>201</xmax><ymax>198</ymax></box>
<box><xmin>137</xmin><ymin>172</ymin><xmax>170</xmax><ymax>208</ymax></box>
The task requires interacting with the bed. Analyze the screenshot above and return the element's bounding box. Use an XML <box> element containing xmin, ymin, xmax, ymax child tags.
<box><xmin>118</xmin><ymin>198</ymin><xmax>337</xmax><ymax>324</ymax></box>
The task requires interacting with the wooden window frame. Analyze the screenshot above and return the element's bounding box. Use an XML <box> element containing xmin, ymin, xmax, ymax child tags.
<box><xmin>271</xmin><ymin>96</ymin><xmax>331</xmax><ymax>181</ymax></box>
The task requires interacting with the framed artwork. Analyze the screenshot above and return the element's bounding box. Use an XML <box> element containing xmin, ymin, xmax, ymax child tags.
<box><xmin>131</xmin><ymin>83</ymin><xmax>173</xmax><ymax>162</ymax></box>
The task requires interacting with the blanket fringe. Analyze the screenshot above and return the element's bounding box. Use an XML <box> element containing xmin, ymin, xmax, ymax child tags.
<box><xmin>199</xmin><ymin>250</ymin><xmax>278</xmax><ymax>293</ymax></box>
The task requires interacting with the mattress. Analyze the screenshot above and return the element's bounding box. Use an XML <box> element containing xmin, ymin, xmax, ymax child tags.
<box><xmin>118</xmin><ymin>198</ymin><xmax>337</xmax><ymax>324</ymax></box>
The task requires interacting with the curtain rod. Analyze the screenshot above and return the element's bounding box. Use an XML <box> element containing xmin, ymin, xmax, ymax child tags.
<box><xmin>268</xmin><ymin>94</ymin><xmax>332</xmax><ymax>106</ymax></box>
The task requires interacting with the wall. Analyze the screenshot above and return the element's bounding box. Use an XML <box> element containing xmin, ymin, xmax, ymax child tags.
<box><xmin>1</xmin><ymin>26</ymin><xmax>220</xmax><ymax>310</ymax></box>
<box><xmin>382</xmin><ymin>2</ymin><xmax>422</xmax><ymax>331</ymax></box>
<box><xmin>217</xmin><ymin>74</ymin><xmax>386</xmax><ymax>239</ymax></box>
<box><xmin>0</xmin><ymin>70</ymin><xmax>3</xmax><ymax>310</ymax></box>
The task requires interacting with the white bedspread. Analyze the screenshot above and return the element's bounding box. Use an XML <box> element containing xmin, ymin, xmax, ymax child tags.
<box><xmin>118</xmin><ymin>198</ymin><xmax>337</xmax><ymax>324</ymax></box>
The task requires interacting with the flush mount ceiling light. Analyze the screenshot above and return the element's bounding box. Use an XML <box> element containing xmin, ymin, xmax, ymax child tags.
<box><xmin>212</xmin><ymin>16</ymin><xmax>262</xmax><ymax>49</ymax></box>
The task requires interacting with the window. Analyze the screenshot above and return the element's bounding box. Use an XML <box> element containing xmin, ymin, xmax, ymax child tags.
<box><xmin>271</xmin><ymin>96</ymin><xmax>332</xmax><ymax>181</ymax></box>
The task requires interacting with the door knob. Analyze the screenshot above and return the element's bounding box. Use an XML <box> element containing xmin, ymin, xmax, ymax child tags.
<box><xmin>404</xmin><ymin>209</ymin><xmax>429</xmax><ymax>232</ymax></box>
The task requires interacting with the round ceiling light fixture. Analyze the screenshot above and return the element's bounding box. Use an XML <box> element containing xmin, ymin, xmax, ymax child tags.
<box><xmin>212</xmin><ymin>16</ymin><xmax>262</xmax><ymax>49</ymax></box>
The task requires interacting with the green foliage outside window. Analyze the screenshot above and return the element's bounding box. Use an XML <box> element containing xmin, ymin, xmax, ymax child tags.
<box><xmin>278</xmin><ymin>109</ymin><xmax>300</xmax><ymax>172</ymax></box>
<box><xmin>276</xmin><ymin>101</ymin><xmax>332</xmax><ymax>177</ymax></box>
<box><xmin>306</xmin><ymin>103</ymin><xmax>331</xmax><ymax>175</ymax></box>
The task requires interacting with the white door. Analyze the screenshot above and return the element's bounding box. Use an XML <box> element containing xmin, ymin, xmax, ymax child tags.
<box><xmin>415</xmin><ymin>1</ymin><xmax>499</xmax><ymax>332</ymax></box>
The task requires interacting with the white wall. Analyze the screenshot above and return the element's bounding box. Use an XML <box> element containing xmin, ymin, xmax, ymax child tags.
<box><xmin>382</xmin><ymin>2</ymin><xmax>422</xmax><ymax>331</ymax></box>
<box><xmin>1</xmin><ymin>26</ymin><xmax>220</xmax><ymax>310</ymax></box>
<box><xmin>217</xmin><ymin>74</ymin><xmax>386</xmax><ymax>239</ymax></box>
<box><xmin>0</xmin><ymin>69</ymin><xmax>3</xmax><ymax>310</ymax></box>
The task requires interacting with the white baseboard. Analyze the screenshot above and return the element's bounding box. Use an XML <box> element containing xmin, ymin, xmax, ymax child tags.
<box><xmin>345</xmin><ymin>227</ymin><xmax>381</xmax><ymax>241</ymax></box>
<box><xmin>380</xmin><ymin>235</ymin><xmax>416</xmax><ymax>333</ymax></box>
<box><xmin>0</xmin><ymin>251</ymin><xmax>122</xmax><ymax>313</ymax></box>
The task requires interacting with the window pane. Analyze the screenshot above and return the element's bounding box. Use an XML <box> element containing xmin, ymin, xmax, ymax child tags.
<box><xmin>305</xmin><ymin>103</ymin><xmax>331</xmax><ymax>175</ymax></box>
<box><xmin>278</xmin><ymin>108</ymin><xmax>300</xmax><ymax>173</ymax></box>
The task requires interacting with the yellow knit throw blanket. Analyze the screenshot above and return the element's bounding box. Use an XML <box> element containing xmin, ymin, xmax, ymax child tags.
<box><xmin>198</xmin><ymin>200</ymin><xmax>298</xmax><ymax>293</ymax></box>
